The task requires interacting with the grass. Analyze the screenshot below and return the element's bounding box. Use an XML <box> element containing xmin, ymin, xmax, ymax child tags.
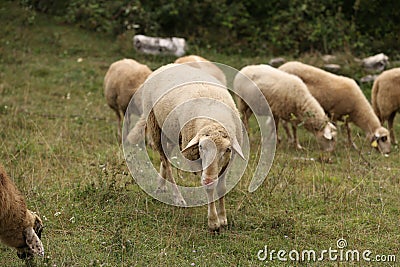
<box><xmin>0</xmin><ymin>2</ymin><xmax>399</xmax><ymax>266</ymax></box>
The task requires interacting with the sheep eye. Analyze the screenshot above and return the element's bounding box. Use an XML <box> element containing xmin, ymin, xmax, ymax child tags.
<box><xmin>380</xmin><ymin>136</ymin><xmax>387</xmax><ymax>142</ymax></box>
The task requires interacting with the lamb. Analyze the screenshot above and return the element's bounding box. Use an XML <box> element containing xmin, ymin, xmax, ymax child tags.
<box><xmin>104</xmin><ymin>58</ymin><xmax>152</xmax><ymax>139</ymax></box>
<box><xmin>129</xmin><ymin>63</ymin><xmax>244</xmax><ymax>232</ymax></box>
<box><xmin>233</xmin><ymin>64</ymin><xmax>337</xmax><ymax>151</ymax></box>
<box><xmin>174</xmin><ymin>55</ymin><xmax>227</xmax><ymax>86</ymax></box>
<box><xmin>279</xmin><ymin>61</ymin><xmax>391</xmax><ymax>154</ymax></box>
<box><xmin>371</xmin><ymin>68</ymin><xmax>400</xmax><ymax>145</ymax></box>
<box><xmin>0</xmin><ymin>165</ymin><xmax>44</xmax><ymax>259</ymax></box>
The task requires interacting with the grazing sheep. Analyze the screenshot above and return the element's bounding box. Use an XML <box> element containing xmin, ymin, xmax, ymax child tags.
<box><xmin>234</xmin><ymin>64</ymin><xmax>337</xmax><ymax>151</ymax></box>
<box><xmin>371</xmin><ymin>68</ymin><xmax>400</xmax><ymax>144</ymax></box>
<box><xmin>104</xmin><ymin>58</ymin><xmax>152</xmax><ymax>139</ymax></box>
<box><xmin>0</xmin><ymin>165</ymin><xmax>44</xmax><ymax>259</ymax></box>
<box><xmin>279</xmin><ymin>61</ymin><xmax>391</xmax><ymax>154</ymax></box>
<box><xmin>129</xmin><ymin>64</ymin><xmax>244</xmax><ymax>232</ymax></box>
<box><xmin>174</xmin><ymin>55</ymin><xmax>227</xmax><ymax>86</ymax></box>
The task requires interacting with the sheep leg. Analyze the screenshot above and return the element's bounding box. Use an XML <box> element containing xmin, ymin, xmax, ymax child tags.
<box><xmin>206</xmin><ymin>183</ymin><xmax>220</xmax><ymax>232</ymax></box>
<box><xmin>291</xmin><ymin>123</ymin><xmax>303</xmax><ymax>150</ymax></box>
<box><xmin>274</xmin><ymin>116</ymin><xmax>281</xmax><ymax>143</ymax></box>
<box><xmin>345</xmin><ymin>121</ymin><xmax>358</xmax><ymax>149</ymax></box>
<box><xmin>155</xmin><ymin>162</ymin><xmax>167</xmax><ymax>193</ymax></box>
<box><xmin>240</xmin><ymin>102</ymin><xmax>252</xmax><ymax>133</ymax></box>
<box><xmin>147</xmin><ymin>110</ymin><xmax>186</xmax><ymax>205</ymax></box>
<box><xmin>282</xmin><ymin>120</ymin><xmax>294</xmax><ymax>143</ymax></box>
<box><xmin>115</xmin><ymin>110</ymin><xmax>122</xmax><ymax>141</ymax></box>
<box><xmin>388</xmin><ymin>112</ymin><xmax>397</xmax><ymax>145</ymax></box>
<box><xmin>159</xmin><ymin>154</ymin><xmax>186</xmax><ymax>206</ymax></box>
<box><xmin>121</xmin><ymin>111</ymin><xmax>130</xmax><ymax>142</ymax></box>
<box><xmin>216</xmin><ymin>172</ymin><xmax>227</xmax><ymax>227</ymax></box>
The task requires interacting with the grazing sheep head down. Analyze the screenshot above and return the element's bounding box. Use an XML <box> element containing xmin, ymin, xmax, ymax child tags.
<box><xmin>16</xmin><ymin>211</ymin><xmax>44</xmax><ymax>260</ymax></box>
<box><xmin>0</xmin><ymin>165</ymin><xmax>44</xmax><ymax>260</ymax></box>
<box><xmin>314</xmin><ymin>122</ymin><xmax>337</xmax><ymax>152</ymax></box>
<box><xmin>182</xmin><ymin>124</ymin><xmax>244</xmax><ymax>186</ymax></box>
<box><xmin>369</xmin><ymin>127</ymin><xmax>391</xmax><ymax>155</ymax></box>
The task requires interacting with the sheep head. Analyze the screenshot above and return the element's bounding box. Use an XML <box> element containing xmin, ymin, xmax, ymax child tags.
<box><xmin>315</xmin><ymin>122</ymin><xmax>337</xmax><ymax>152</ymax></box>
<box><xmin>16</xmin><ymin>210</ymin><xmax>44</xmax><ymax>259</ymax></box>
<box><xmin>181</xmin><ymin>124</ymin><xmax>244</xmax><ymax>186</ymax></box>
<box><xmin>370</xmin><ymin>127</ymin><xmax>391</xmax><ymax>155</ymax></box>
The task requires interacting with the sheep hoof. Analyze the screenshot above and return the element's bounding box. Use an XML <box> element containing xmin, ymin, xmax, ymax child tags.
<box><xmin>209</xmin><ymin>227</ymin><xmax>220</xmax><ymax>235</ymax></box>
<box><xmin>208</xmin><ymin>218</ymin><xmax>221</xmax><ymax>233</ymax></box>
<box><xmin>173</xmin><ymin>196</ymin><xmax>187</xmax><ymax>206</ymax></box>
<box><xmin>295</xmin><ymin>144</ymin><xmax>304</xmax><ymax>150</ymax></box>
<box><xmin>218</xmin><ymin>217</ymin><xmax>228</xmax><ymax>227</ymax></box>
<box><xmin>17</xmin><ymin>251</ymin><xmax>32</xmax><ymax>260</ymax></box>
<box><xmin>154</xmin><ymin>187</ymin><xmax>166</xmax><ymax>194</ymax></box>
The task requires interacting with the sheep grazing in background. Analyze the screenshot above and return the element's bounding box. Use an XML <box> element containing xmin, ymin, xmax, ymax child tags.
<box><xmin>174</xmin><ymin>55</ymin><xmax>227</xmax><ymax>86</ymax></box>
<box><xmin>104</xmin><ymin>58</ymin><xmax>152</xmax><ymax>139</ymax></box>
<box><xmin>129</xmin><ymin>64</ymin><xmax>244</xmax><ymax>232</ymax></box>
<box><xmin>279</xmin><ymin>61</ymin><xmax>391</xmax><ymax>154</ymax></box>
<box><xmin>371</xmin><ymin>68</ymin><xmax>400</xmax><ymax>145</ymax></box>
<box><xmin>234</xmin><ymin>64</ymin><xmax>337</xmax><ymax>151</ymax></box>
<box><xmin>0</xmin><ymin>165</ymin><xmax>44</xmax><ymax>259</ymax></box>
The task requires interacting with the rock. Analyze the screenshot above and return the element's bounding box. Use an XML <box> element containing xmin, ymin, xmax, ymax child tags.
<box><xmin>362</xmin><ymin>53</ymin><xmax>389</xmax><ymax>72</ymax></box>
<box><xmin>360</xmin><ymin>74</ymin><xmax>378</xmax><ymax>83</ymax></box>
<box><xmin>133</xmin><ymin>35</ymin><xmax>186</xmax><ymax>57</ymax></box>
<box><xmin>323</xmin><ymin>64</ymin><xmax>341</xmax><ymax>72</ymax></box>
<box><xmin>269</xmin><ymin>57</ymin><xmax>285</xmax><ymax>67</ymax></box>
<box><xmin>322</xmin><ymin>55</ymin><xmax>336</xmax><ymax>63</ymax></box>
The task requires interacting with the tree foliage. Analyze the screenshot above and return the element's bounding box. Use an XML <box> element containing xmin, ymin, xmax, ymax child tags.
<box><xmin>22</xmin><ymin>0</ymin><xmax>400</xmax><ymax>56</ymax></box>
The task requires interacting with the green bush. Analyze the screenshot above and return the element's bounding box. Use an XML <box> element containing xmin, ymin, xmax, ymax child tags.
<box><xmin>20</xmin><ymin>0</ymin><xmax>400</xmax><ymax>57</ymax></box>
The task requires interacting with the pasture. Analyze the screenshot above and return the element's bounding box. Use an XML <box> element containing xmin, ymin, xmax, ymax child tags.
<box><xmin>0</xmin><ymin>2</ymin><xmax>399</xmax><ymax>266</ymax></box>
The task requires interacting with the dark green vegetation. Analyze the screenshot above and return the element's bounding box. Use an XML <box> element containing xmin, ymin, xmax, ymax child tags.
<box><xmin>1</xmin><ymin>1</ymin><xmax>399</xmax><ymax>266</ymax></box>
<box><xmin>23</xmin><ymin>0</ymin><xmax>400</xmax><ymax>56</ymax></box>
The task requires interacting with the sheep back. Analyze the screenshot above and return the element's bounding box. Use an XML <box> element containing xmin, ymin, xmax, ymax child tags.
<box><xmin>104</xmin><ymin>58</ymin><xmax>152</xmax><ymax>115</ymax></box>
<box><xmin>371</xmin><ymin>68</ymin><xmax>400</xmax><ymax>121</ymax></box>
<box><xmin>0</xmin><ymin>166</ymin><xmax>32</xmax><ymax>249</ymax></box>
<box><xmin>141</xmin><ymin>64</ymin><xmax>241</xmax><ymax>147</ymax></box>
<box><xmin>235</xmin><ymin>64</ymin><xmax>328</xmax><ymax>131</ymax></box>
<box><xmin>174</xmin><ymin>55</ymin><xmax>227</xmax><ymax>86</ymax></box>
<box><xmin>279</xmin><ymin>61</ymin><xmax>382</xmax><ymax>133</ymax></box>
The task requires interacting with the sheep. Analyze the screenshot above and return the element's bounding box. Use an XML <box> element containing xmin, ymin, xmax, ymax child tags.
<box><xmin>233</xmin><ymin>64</ymin><xmax>337</xmax><ymax>151</ymax></box>
<box><xmin>371</xmin><ymin>68</ymin><xmax>400</xmax><ymax>145</ymax></box>
<box><xmin>129</xmin><ymin>63</ymin><xmax>244</xmax><ymax>232</ymax></box>
<box><xmin>104</xmin><ymin>58</ymin><xmax>152</xmax><ymax>139</ymax></box>
<box><xmin>279</xmin><ymin>61</ymin><xmax>391</xmax><ymax>154</ymax></box>
<box><xmin>174</xmin><ymin>55</ymin><xmax>227</xmax><ymax>86</ymax></box>
<box><xmin>0</xmin><ymin>165</ymin><xmax>44</xmax><ymax>259</ymax></box>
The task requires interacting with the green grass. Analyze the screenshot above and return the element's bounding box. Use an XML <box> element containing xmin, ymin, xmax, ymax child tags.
<box><xmin>1</xmin><ymin>2</ymin><xmax>400</xmax><ymax>266</ymax></box>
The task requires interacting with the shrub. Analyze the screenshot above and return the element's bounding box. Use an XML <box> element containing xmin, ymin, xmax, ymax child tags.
<box><xmin>20</xmin><ymin>0</ymin><xmax>400</xmax><ymax>57</ymax></box>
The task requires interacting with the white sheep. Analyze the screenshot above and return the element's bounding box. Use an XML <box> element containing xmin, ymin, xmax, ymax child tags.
<box><xmin>129</xmin><ymin>64</ymin><xmax>244</xmax><ymax>232</ymax></box>
<box><xmin>279</xmin><ymin>61</ymin><xmax>391</xmax><ymax>154</ymax></box>
<box><xmin>104</xmin><ymin>58</ymin><xmax>152</xmax><ymax>139</ymax></box>
<box><xmin>0</xmin><ymin>165</ymin><xmax>44</xmax><ymax>259</ymax></box>
<box><xmin>234</xmin><ymin>64</ymin><xmax>337</xmax><ymax>151</ymax></box>
<box><xmin>371</xmin><ymin>67</ymin><xmax>400</xmax><ymax>144</ymax></box>
<box><xmin>174</xmin><ymin>55</ymin><xmax>227</xmax><ymax>86</ymax></box>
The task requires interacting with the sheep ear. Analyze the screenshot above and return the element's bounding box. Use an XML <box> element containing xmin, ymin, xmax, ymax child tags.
<box><xmin>328</xmin><ymin>122</ymin><xmax>337</xmax><ymax>130</ymax></box>
<box><xmin>323</xmin><ymin>130</ymin><xmax>333</xmax><ymax>140</ymax></box>
<box><xmin>232</xmin><ymin>137</ymin><xmax>245</xmax><ymax>160</ymax></box>
<box><xmin>24</xmin><ymin>227</ymin><xmax>44</xmax><ymax>256</ymax></box>
<box><xmin>181</xmin><ymin>134</ymin><xmax>200</xmax><ymax>153</ymax></box>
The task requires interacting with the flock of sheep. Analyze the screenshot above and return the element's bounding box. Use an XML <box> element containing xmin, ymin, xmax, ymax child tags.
<box><xmin>1</xmin><ymin>54</ymin><xmax>399</xmax><ymax>259</ymax></box>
